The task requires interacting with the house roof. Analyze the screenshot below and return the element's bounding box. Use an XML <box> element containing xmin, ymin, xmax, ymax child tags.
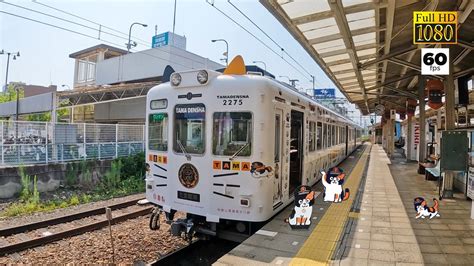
<box><xmin>69</xmin><ymin>44</ymin><xmax>128</xmax><ymax>59</ymax></box>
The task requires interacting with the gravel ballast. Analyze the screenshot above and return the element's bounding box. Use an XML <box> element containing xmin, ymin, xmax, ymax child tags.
<box><xmin>0</xmin><ymin>212</ymin><xmax>187</xmax><ymax>264</ymax></box>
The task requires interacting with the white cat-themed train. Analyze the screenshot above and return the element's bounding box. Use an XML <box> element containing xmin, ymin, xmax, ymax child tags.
<box><xmin>145</xmin><ymin>56</ymin><xmax>362</xmax><ymax>241</ymax></box>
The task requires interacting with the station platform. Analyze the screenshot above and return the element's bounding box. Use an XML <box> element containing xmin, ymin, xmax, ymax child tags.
<box><xmin>215</xmin><ymin>144</ymin><xmax>474</xmax><ymax>265</ymax></box>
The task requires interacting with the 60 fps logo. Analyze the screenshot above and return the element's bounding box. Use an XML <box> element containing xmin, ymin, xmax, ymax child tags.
<box><xmin>421</xmin><ymin>48</ymin><xmax>449</xmax><ymax>75</ymax></box>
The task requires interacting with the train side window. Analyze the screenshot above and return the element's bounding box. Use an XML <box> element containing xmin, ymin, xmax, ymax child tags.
<box><xmin>274</xmin><ymin>114</ymin><xmax>281</xmax><ymax>162</ymax></box>
<box><xmin>317</xmin><ymin>122</ymin><xmax>322</xmax><ymax>150</ymax></box>
<box><xmin>323</xmin><ymin>123</ymin><xmax>327</xmax><ymax>149</ymax></box>
<box><xmin>331</xmin><ymin>125</ymin><xmax>335</xmax><ymax>146</ymax></box>
<box><xmin>148</xmin><ymin>113</ymin><xmax>168</xmax><ymax>151</ymax></box>
<box><xmin>309</xmin><ymin>121</ymin><xmax>316</xmax><ymax>152</ymax></box>
<box><xmin>213</xmin><ymin>112</ymin><xmax>252</xmax><ymax>156</ymax></box>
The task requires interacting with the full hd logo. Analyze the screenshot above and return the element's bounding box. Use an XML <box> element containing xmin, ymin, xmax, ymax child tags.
<box><xmin>413</xmin><ymin>12</ymin><xmax>457</xmax><ymax>44</ymax></box>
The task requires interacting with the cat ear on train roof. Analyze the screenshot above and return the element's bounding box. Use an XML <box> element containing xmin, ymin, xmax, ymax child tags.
<box><xmin>223</xmin><ymin>55</ymin><xmax>246</xmax><ymax>75</ymax></box>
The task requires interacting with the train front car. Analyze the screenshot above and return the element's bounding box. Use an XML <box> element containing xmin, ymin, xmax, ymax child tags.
<box><xmin>145</xmin><ymin>69</ymin><xmax>275</xmax><ymax>241</ymax></box>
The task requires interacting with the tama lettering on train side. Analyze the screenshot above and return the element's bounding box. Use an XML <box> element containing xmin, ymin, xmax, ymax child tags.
<box><xmin>413</xmin><ymin>11</ymin><xmax>457</xmax><ymax>44</ymax></box>
<box><xmin>217</xmin><ymin>95</ymin><xmax>249</xmax><ymax>106</ymax></box>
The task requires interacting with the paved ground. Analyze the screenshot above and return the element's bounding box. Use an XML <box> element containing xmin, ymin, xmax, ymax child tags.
<box><xmin>335</xmin><ymin>145</ymin><xmax>474</xmax><ymax>265</ymax></box>
<box><xmin>335</xmin><ymin>145</ymin><xmax>424</xmax><ymax>265</ymax></box>
<box><xmin>389</xmin><ymin>148</ymin><xmax>474</xmax><ymax>265</ymax></box>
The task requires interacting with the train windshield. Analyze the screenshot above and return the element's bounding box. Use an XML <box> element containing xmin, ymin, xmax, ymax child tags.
<box><xmin>174</xmin><ymin>104</ymin><xmax>206</xmax><ymax>154</ymax></box>
<box><xmin>148</xmin><ymin>113</ymin><xmax>168</xmax><ymax>151</ymax></box>
<box><xmin>213</xmin><ymin>112</ymin><xmax>252</xmax><ymax>156</ymax></box>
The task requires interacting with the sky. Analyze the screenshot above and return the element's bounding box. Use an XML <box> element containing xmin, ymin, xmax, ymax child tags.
<box><xmin>0</xmin><ymin>0</ymin><xmax>365</xmax><ymax>123</ymax></box>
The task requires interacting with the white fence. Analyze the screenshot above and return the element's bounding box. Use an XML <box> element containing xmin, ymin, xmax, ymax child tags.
<box><xmin>0</xmin><ymin>121</ymin><xmax>145</xmax><ymax>166</ymax></box>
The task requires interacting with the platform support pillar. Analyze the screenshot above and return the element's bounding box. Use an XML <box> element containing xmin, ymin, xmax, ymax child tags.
<box><xmin>407</xmin><ymin>115</ymin><xmax>412</xmax><ymax>162</ymax></box>
<box><xmin>443</xmin><ymin>46</ymin><xmax>456</xmax><ymax>198</ymax></box>
<box><xmin>388</xmin><ymin>116</ymin><xmax>394</xmax><ymax>159</ymax></box>
<box><xmin>418</xmin><ymin>76</ymin><xmax>426</xmax><ymax>163</ymax></box>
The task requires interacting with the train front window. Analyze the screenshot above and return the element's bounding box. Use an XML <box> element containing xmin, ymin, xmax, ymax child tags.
<box><xmin>213</xmin><ymin>112</ymin><xmax>252</xmax><ymax>156</ymax></box>
<box><xmin>148</xmin><ymin>113</ymin><xmax>168</xmax><ymax>151</ymax></box>
<box><xmin>174</xmin><ymin>104</ymin><xmax>206</xmax><ymax>154</ymax></box>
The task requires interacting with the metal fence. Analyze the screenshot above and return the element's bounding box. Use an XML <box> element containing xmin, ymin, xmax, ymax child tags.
<box><xmin>0</xmin><ymin>121</ymin><xmax>145</xmax><ymax>166</ymax></box>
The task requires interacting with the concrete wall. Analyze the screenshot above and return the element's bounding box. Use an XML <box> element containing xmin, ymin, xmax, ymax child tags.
<box><xmin>96</xmin><ymin>46</ymin><xmax>223</xmax><ymax>85</ymax></box>
<box><xmin>0</xmin><ymin>92</ymin><xmax>54</xmax><ymax>117</ymax></box>
<box><xmin>94</xmin><ymin>97</ymin><xmax>146</xmax><ymax>123</ymax></box>
<box><xmin>0</xmin><ymin>160</ymin><xmax>113</xmax><ymax>199</ymax></box>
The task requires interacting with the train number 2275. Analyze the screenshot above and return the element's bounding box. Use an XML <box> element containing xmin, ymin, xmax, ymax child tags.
<box><xmin>222</xmin><ymin>99</ymin><xmax>243</xmax><ymax>105</ymax></box>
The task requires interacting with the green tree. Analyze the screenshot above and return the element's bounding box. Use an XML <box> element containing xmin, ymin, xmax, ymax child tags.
<box><xmin>0</xmin><ymin>84</ymin><xmax>24</xmax><ymax>103</ymax></box>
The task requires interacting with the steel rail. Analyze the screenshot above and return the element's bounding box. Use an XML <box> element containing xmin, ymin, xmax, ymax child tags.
<box><xmin>0</xmin><ymin>206</ymin><xmax>152</xmax><ymax>256</ymax></box>
<box><xmin>0</xmin><ymin>197</ymin><xmax>144</xmax><ymax>236</ymax></box>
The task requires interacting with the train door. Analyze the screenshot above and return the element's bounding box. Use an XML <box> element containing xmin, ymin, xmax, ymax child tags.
<box><xmin>345</xmin><ymin>125</ymin><xmax>349</xmax><ymax>156</ymax></box>
<box><xmin>273</xmin><ymin>110</ymin><xmax>283</xmax><ymax>205</ymax></box>
<box><xmin>289</xmin><ymin>110</ymin><xmax>303</xmax><ymax>196</ymax></box>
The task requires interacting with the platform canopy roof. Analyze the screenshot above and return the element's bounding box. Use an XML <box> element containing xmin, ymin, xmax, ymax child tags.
<box><xmin>261</xmin><ymin>0</ymin><xmax>474</xmax><ymax>115</ymax></box>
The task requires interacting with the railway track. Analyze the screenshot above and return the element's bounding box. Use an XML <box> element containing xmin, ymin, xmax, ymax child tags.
<box><xmin>0</xmin><ymin>198</ymin><xmax>152</xmax><ymax>256</ymax></box>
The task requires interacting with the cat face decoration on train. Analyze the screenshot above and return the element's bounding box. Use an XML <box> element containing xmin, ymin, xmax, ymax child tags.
<box><xmin>321</xmin><ymin>167</ymin><xmax>350</xmax><ymax>203</ymax></box>
<box><xmin>250</xmin><ymin>162</ymin><xmax>273</xmax><ymax>178</ymax></box>
<box><xmin>287</xmin><ymin>185</ymin><xmax>316</xmax><ymax>229</ymax></box>
<box><xmin>413</xmin><ymin>197</ymin><xmax>440</xmax><ymax>219</ymax></box>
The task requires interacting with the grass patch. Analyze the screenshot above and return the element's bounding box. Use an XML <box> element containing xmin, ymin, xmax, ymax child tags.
<box><xmin>1</xmin><ymin>152</ymin><xmax>145</xmax><ymax>217</ymax></box>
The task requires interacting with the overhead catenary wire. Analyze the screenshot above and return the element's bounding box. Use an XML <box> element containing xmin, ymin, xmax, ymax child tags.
<box><xmin>205</xmin><ymin>0</ymin><xmax>313</xmax><ymax>84</ymax></box>
<box><xmin>226</xmin><ymin>0</ymin><xmax>324</xmax><ymax>88</ymax></box>
<box><xmin>32</xmin><ymin>0</ymin><xmax>150</xmax><ymax>45</ymax></box>
<box><xmin>2</xmin><ymin>1</ymin><xmax>135</xmax><ymax>46</ymax></box>
<box><xmin>1</xmin><ymin>1</ymin><xmax>214</xmax><ymax>69</ymax></box>
<box><xmin>0</xmin><ymin>10</ymin><xmax>205</xmax><ymax>70</ymax></box>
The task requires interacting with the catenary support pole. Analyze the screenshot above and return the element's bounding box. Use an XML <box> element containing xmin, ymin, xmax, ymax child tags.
<box><xmin>443</xmin><ymin>46</ymin><xmax>456</xmax><ymax>198</ymax></box>
<box><xmin>407</xmin><ymin>115</ymin><xmax>412</xmax><ymax>162</ymax></box>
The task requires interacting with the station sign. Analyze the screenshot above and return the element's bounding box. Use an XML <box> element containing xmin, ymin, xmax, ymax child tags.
<box><xmin>421</xmin><ymin>48</ymin><xmax>449</xmax><ymax>75</ymax></box>
<box><xmin>413</xmin><ymin>11</ymin><xmax>457</xmax><ymax>44</ymax></box>
<box><xmin>313</xmin><ymin>88</ymin><xmax>335</xmax><ymax>99</ymax></box>
<box><xmin>152</xmin><ymin>32</ymin><xmax>169</xmax><ymax>48</ymax></box>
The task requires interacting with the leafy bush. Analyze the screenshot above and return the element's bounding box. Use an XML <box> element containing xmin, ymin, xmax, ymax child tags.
<box><xmin>19</xmin><ymin>166</ymin><xmax>31</xmax><ymax>202</ymax></box>
<box><xmin>65</xmin><ymin>162</ymin><xmax>77</xmax><ymax>187</ymax></box>
<box><xmin>1</xmin><ymin>153</ymin><xmax>146</xmax><ymax>217</ymax></box>
<box><xmin>69</xmin><ymin>195</ymin><xmax>80</xmax><ymax>205</ymax></box>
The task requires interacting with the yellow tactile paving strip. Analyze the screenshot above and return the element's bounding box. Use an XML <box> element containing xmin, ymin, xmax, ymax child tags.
<box><xmin>290</xmin><ymin>144</ymin><xmax>371</xmax><ymax>266</ymax></box>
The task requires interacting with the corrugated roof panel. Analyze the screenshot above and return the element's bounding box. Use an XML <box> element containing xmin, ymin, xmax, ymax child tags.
<box><xmin>323</xmin><ymin>53</ymin><xmax>350</xmax><ymax>63</ymax></box>
<box><xmin>342</xmin><ymin>0</ymin><xmax>372</xmax><ymax>7</ymax></box>
<box><xmin>346</xmin><ymin>10</ymin><xmax>375</xmax><ymax>21</ymax></box>
<box><xmin>280</xmin><ymin>0</ymin><xmax>331</xmax><ymax>18</ymax></box>
<box><xmin>353</xmin><ymin>32</ymin><xmax>376</xmax><ymax>45</ymax></box>
<box><xmin>335</xmin><ymin>72</ymin><xmax>356</xmax><ymax>79</ymax></box>
<box><xmin>312</xmin><ymin>39</ymin><xmax>346</xmax><ymax>52</ymax></box>
<box><xmin>357</xmin><ymin>48</ymin><xmax>376</xmax><ymax>57</ymax></box>
<box><xmin>302</xmin><ymin>26</ymin><xmax>340</xmax><ymax>40</ymax></box>
<box><xmin>349</xmin><ymin>18</ymin><xmax>376</xmax><ymax>30</ymax></box>
<box><xmin>297</xmin><ymin>17</ymin><xmax>337</xmax><ymax>32</ymax></box>
<box><xmin>330</xmin><ymin>62</ymin><xmax>354</xmax><ymax>72</ymax></box>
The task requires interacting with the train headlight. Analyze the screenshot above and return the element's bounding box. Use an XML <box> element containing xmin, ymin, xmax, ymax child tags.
<box><xmin>171</xmin><ymin>73</ymin><xmax>182</xmax><ymax>86</ymax></box>
<box><xmin>196</xmin><ymin>70</ymin><xmax>208</xmax><ymax>84</ymax></box>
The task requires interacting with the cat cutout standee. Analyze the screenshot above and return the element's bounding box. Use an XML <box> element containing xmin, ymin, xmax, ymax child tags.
<box><xmin>321</xmin><ymin>167</ymin><xmax>350</xmax><ymax>203</ymax></box>
<box><xmin>286</xmin><ymin>185</ymin><xmax>315</xmax><ymax>229</ymax></box>
<box><xmin>414</xmin><ymin>197</ymin><xmax>440</xmax><ymax>219</ymax></box>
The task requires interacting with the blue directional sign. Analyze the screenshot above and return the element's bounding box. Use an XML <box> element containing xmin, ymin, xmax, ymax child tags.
<box><xmin>152</xmin><ymin>32</ymin><xmax>169</xmax><ymax>48</ymax></box>
<box><xmin>313</xmin><ymin>88</ymin><xmax>336</xmax><ymax>98</ymax></box>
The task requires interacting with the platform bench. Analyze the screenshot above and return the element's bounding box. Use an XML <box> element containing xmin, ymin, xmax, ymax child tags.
<box><xmin>425</xmin><ymin>160</ymin><xmax>441</xmax><ymax>181</ymax></box>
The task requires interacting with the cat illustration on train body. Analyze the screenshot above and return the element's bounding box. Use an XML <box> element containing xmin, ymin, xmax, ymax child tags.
<box><xmin>321</xmin><ymin>168</ymin><xmax>350</xmax><ymax>203</ymax></box>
